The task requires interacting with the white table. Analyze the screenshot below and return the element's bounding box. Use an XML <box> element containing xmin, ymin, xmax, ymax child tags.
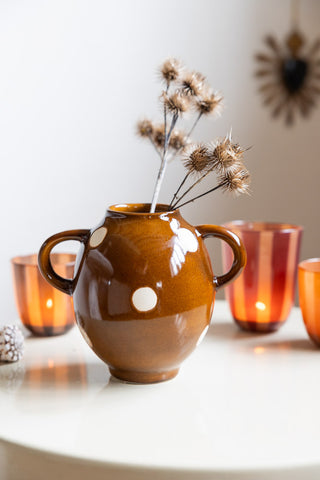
<box><xmin>0</xmin><ymin>300</ymin><xmax>320</xmax><ymax>480</ymax></box>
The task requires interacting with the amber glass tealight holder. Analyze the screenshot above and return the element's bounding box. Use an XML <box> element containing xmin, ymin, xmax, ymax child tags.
<box><xmin>11</xmin><ymin>253</ymin><xmax>76</xmax><ymax>336</ymax></box>
<box><xmin>298</xmin><ymin>258</ymin><xmax>320</xmax><ymax>347</ymax></box>
<box><xmin>222</xmin><ymin>221</ymin><xmax>303</xmax><ymax>333</ymax></box>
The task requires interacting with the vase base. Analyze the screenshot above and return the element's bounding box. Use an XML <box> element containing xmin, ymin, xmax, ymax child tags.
<box><xmin>109</xmin><ymin>367</ymin><xmax>180</xmax><ymax>384</ymax></box>
<box><xmin>234</xmin><ymin>318</ymin><xmax>283</xmax><ymax>333</ymax></box>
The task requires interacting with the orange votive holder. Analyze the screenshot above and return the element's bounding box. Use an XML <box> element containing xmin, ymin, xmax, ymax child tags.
<box><xmin>222</xmin><ymin>221</ymin><xmax>303</xmax><ymax>333</ymax></box>
<box><xmin>298</xmin><ymin>258</ymin><xmax>320</xmax><ymax>347</ymax></box>
<box><xmin>11</xmin><ymin>253</ymin><xmax>76</xmax><ymax>336</ymax></box>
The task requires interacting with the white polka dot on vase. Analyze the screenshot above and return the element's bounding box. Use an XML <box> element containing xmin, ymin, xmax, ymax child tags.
<box><xmin>132</xmin><ymin>287</ymin><xmax>158</xmax><ymax>312</ymax></box>
<box><xmin>89</xmin><ymin>227</ymin><xmax>108</xmax><ymax>248</ymax></box>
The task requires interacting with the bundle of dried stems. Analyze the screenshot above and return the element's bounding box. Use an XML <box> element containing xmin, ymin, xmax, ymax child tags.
<box><xmin>136</xmin><ymin>58</ymin><xmax>250</xmax><ymax>213</ymax></box>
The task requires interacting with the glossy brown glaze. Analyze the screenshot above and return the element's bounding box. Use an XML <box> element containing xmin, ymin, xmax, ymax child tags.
<box><xmin>38</xmin><ymin>204</ymin><xmax>246</xmax><ymax>383</ymax></box>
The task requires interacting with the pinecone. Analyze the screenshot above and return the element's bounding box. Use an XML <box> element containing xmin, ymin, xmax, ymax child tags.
<box><xmin>0</xmin><ymin>325</ymin><xmax>24</xmax><ymax>362</ymax></box>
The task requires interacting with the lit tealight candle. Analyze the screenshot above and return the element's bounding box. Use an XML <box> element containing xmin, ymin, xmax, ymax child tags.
<box><xmin>46</xmin><ymin>298</ymin><xmax>53</xmax><ymax>309</ymax></box>
<box><xmin>255</xmin><ymin>301</ymin><xmax>266</xmax><ymax>311</ymax></box>
<box><xmin>222</xmin><ymin>221</ymin><xmax>303</xmax><ymax>333</ymax></box>
<box><xmin>11</xmin><ymin>253</ymin><xmax>76</xmax><ymax>336</ymax></box>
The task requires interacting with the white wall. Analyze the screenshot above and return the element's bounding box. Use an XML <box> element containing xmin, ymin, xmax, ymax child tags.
<box><xmin>1</xmin><ymin>0</ymin><xmax>320</xmax><ymax>320</ymax></box>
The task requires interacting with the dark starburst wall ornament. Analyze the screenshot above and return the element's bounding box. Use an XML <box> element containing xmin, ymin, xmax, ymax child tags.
<box><xmin>255</xmin><ymin>0</ymin><xmax>320</xmax><ymax>125</ymax></box>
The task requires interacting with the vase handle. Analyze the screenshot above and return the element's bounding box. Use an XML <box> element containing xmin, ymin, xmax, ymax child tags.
<box><xmin>38</xmin><ymin>229</ymin><xmax>90</xmax><ymax>295</ymax></box>
<box><xmin>196</xmin><ymin>225</ymin><xmax>246</xmax><ymax>290</ymax></box>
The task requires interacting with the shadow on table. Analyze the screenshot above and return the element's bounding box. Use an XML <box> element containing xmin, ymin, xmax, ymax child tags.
<box><xmin>207</xmin><ymin>321</ymin><xmax>265</xmax><ymax>340</ymax></box>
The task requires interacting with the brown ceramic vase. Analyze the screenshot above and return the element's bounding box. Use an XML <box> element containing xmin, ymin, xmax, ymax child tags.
<box><xmin>38</xmin><ymin>204</ymin><xmax>246</xmax><ymax>383</ymax></box>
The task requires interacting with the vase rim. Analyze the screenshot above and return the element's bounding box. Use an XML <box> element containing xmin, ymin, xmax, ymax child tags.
<box><xmin>11</xmin><ymin>253</ymin><xmax>76</xmax><ymax>267</ymax></box>
<box><xmin>223</xmin><ymin>220</ymin><xmax>303</xmax><ymax>233</ymax></box>
<box><xmin>107</xmin><ymin>203</ymin><xmax>178</xmax><ymax>215</ymax></box>
<box><xmin>299</xmin><ymin>258</ymin><xmax>320</xmax><ymax>272</ymax></box>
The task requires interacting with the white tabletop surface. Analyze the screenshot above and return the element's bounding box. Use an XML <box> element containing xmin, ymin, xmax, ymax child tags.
<box><xmin>1</xmin><ymin>300</ymin><xmax>320</xmax><ymax>480</ymax></box>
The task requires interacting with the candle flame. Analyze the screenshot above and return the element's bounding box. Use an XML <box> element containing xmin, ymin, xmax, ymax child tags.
<box><xmin>255</xmin><ymin>301</ymin><xmax>266</xmax><ymax>311</ymax></box>
<box><xmin>48</xmin><ymin>359</ymin><xmax>55</xmax><ymax>368</ymax></box>
<box><xmin>46</xmin><ymin>298</ymin><xmax>53</xmax><ymax>309</ymax></box>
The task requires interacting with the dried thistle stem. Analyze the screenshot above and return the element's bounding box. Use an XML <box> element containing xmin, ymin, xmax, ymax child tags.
<box><xmin>150</xmin><ymin>113</ymin><xmax>178</xmax><ymax>213</ymax></box>
<box><xmin>148</xmin><ymin>133</ymin><xmax>163</xmax><ymax>158</ymax></box>
<box><xmin>167</xmin><ymin>112</ymin><xmax>202</xmax><ymax>165</ymax></box>
<box><xmin>173</xmin><ymin>182</ymin><xmax>226</xmax><ymax>210</ymax></box>
<box><xmin>171</xmin><ymin>166</ymin><xmax>214</xmax><ymax>209</ymax></box>
<box><xmin>174</xmin><ymin>166</ymin><xmax>251</xmax><ymax>209</ymax></box>
<box><xmin>164</xmin><ymin>83</ymin><xmax>169</xmax><ymax>139</ymax></box>
<box><xmin>187</xmin><ymin>111</ymin><xmax>202</xmax><ymax>137</ymax></box>
<box><xmin>169</xmin><ymin>172</ymin><xmax>191</xmax><ymax>208</ymax></box>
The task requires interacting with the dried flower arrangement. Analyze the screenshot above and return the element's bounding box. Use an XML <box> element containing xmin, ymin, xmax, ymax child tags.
<box><xmin>137</xmin><ymin>58</ymin><xmax>250</xmax><ymax>213</ymax></box>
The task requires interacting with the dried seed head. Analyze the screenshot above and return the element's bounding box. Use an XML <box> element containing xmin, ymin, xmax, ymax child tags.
<box><xmin>136</xmin><ymin>119</ymin><xmax>154</xmax><ymax>137</ymax></box>
<box><xmin>219</xmin><ymin>167</ymin><xmax>251</xmax><ymax>195</ymax></box>
<box><xmin>169</xmin><ymin>129</ymin><xmax>189</xmax><ymax>150</ymax></box>
<box><xmin>160</xmin><ymin>57</ymin><xmax>182</xmax><ymax>84</ymax></box>
<box><xmin>209</xmin><ymin>137</ymin><xmax>245</xmax><ymax>173</ymax></box>
<box><xmin>153</xmin><ymin>124</ymin><xmax>166</xmax><ymax>148</ymax></box>
<box><xmin>196</xmin><ymin>91</ymin><xmax>223</xmax><ymax>116</ymax></box>
<box><xmin>162</xmin><ymin>91</ymin><xmax>190</xmax><ymax>116</ymax></box>
<box><xmin>183</xmin><ymin>144</ymin><xmax>211</xmax><ymax>175</ymax></box>
<box><xmin>0</xmin><ymin>325</ymin><xmax>24</xmax><ymax>362</ymax></box>
<box><xmin>180</xmin><ymin>71</ymin><xmax>206</xmax><ymax>96</ymax></box>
